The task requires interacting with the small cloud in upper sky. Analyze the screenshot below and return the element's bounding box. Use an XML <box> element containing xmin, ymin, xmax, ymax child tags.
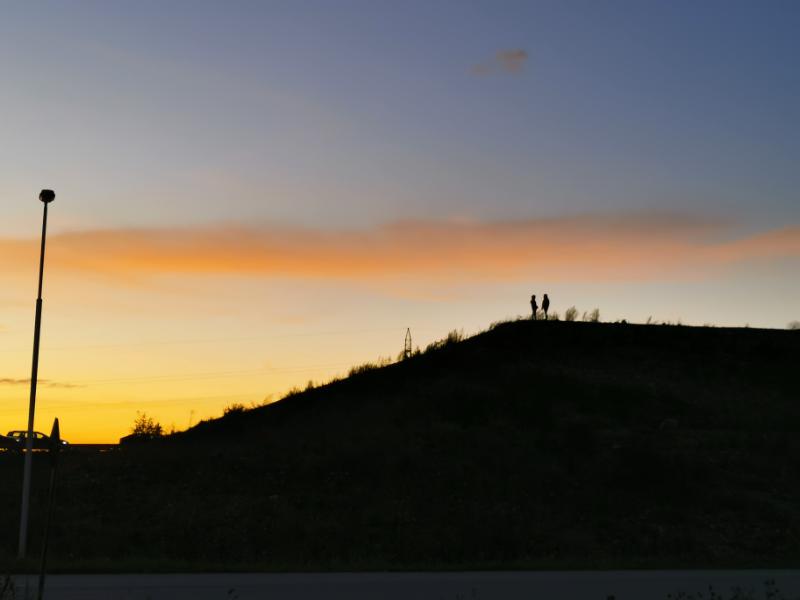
<box><xmin>472</xmin><ymin>49</ymin><xmax>528</xmax><ymax>75</ymax></box>
<box><xmin>497</xmin><ymin>50</ymin><xmax>528</xmax><ymax>72</ymax></box>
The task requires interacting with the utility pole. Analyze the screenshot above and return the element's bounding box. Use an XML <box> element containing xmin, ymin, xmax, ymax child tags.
<box><xmin>404</xmin><ymin>328</ymin><xmax>413</xmax><ymax>360</ymax></box>
<box><xmin>18</xmin><ymin>189</ymin><xmax>55</xmax><ymax>560</ymax></box>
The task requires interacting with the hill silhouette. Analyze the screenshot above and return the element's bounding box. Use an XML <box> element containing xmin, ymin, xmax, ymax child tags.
<box><xmin>2</xmin><ymin>319</ymin><xmax>800</xmax><ymax>571</ymax></box>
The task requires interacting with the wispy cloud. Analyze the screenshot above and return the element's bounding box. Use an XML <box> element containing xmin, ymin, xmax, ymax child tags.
<box><xmin>1</xmin><ymin>214</ymin><xmax>798</xmax><ymax>287</ymax></box>
<box><xmin>0</xmin><ymin>378</ymin><xmax>85</xmax><ymax>389</ymax></box>
<box><xmin>497</xmin><ymin>49</ymin><xmax>528</xmax><ymax>73</ymax></box>
<box><xmin>472</xmin><ymin>49</ymin><xmax>528</xmax><ymax>75</ymax></box>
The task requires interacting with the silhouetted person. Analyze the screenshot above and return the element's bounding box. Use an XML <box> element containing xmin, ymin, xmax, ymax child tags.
<box><xmin>542</xmin><ymin>294</ymin><xmax>550</xmax><ymax>320</ymax></box>
<box><xmin>530</xmin><ymin>294</ymin><xmax>538</xmax><ymax>320</ymax></box>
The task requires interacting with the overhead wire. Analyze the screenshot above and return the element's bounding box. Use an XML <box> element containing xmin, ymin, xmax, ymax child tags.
<box><xmin>69</xmin><ymin>362</ymin><xmax>357</xmax><ymax>386</ymax></box>
<box><xmin>0</xmin><ymin>326</ymin><xmax>433</xmax><ymax>354</ymax></box>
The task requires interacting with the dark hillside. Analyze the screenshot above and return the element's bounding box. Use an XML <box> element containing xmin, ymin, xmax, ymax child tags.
<box><xmin>2</xmin><ymin>320</ymin><xmax>799</xmax><ymax>571</ymax></box>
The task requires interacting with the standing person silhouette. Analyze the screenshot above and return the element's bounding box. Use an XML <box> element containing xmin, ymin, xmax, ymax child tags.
<box><xmin>530</xmin><ymin>294</ymin><xmax>538</xmax><ymax>320</ymax></box>
<box><xmin>542</xmin><ymin>294</ymin><xmax>550</xmax><ymax>320</ymax></box>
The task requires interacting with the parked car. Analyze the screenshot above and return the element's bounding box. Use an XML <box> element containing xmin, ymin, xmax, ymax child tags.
<box><xmin>0</xmin><ymin>434</ymin><xmax>21</xmax><ymax>452</ymax></box>
<box><xmin>5</xmin><ymin>430</ymin><xmax>69</xmax><ymax>451</ymax></box>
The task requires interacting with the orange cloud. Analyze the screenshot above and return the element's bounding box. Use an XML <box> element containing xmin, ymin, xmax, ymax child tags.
<box><xmin>0</xmin><ymin>215</ymin><xmax>798</xmax><ymax>285</ymax></box>
<box><xmin>472</xmin><ymin>49</ymin><xmax>528</xmax><ymax>75</ymax></box>
<box><xmin>497</xmin><ymin>49</ymin><xmax>528</xmax><ymax>72</ymax></box>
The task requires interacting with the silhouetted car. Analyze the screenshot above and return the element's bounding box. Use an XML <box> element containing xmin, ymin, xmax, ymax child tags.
<box><xmin>5</xmin><ymin>430</ymin><xmax>69</xmax><ymax>451</ymax></box>
<box><xmin>0</xmin><ymin>434</ymin><xmax>21</xmax><ymax>452</ymax></box>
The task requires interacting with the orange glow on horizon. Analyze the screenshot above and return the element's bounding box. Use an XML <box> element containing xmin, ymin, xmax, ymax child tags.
<box><xmin>0</xmin><ymin>216</ymin><xmax>797</xmax><ymax>284</ymax></box>
<box><xmin>1</xmin><ymin>214</ymin><xmax>799</xmax><ymax>443</ymax></box>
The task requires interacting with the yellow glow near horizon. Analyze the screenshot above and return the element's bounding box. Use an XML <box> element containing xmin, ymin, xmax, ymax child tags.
<box><xmin>1</xmin><ymin>216</ymin><xmax>799</xmax><ymax>442</ymax></box>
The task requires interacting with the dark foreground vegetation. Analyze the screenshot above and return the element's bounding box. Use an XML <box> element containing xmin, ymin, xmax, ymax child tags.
<box><xmin>2</xmin><ymin>320</ymin><xmax>800</xmax><ymax>572</ymax></box>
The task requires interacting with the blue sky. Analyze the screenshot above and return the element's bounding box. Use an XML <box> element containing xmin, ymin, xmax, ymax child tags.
<box><xmin>1</xmin><ymin>1</ymin><xmax>798</xmax><ymax>231</ymax></box>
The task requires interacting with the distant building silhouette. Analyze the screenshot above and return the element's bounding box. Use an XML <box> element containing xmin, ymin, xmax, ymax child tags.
<box><xmin>542</xmin><ymin>294</ymin><xmax>550</xmax><ymax>320</ymax></box>
<box><xmin>530</xmin><ymin>294</ymin><xmax>538</xmax><ymax>320</ymax></box>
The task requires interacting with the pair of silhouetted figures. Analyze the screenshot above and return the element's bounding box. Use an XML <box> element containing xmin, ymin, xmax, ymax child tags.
<box><xmin>530</xmin><ymin>293</ymin><xmax>550</xmax><ymax>320</ymax></box>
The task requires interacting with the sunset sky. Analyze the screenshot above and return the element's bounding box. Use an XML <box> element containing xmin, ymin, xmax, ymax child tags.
<box><xmin>1</xmin><ymin>1</ymin><xmax>799</xmax><ymax>442</ymax></box>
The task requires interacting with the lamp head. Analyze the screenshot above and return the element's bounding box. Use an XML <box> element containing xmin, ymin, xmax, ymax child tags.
<box><xmin>39</xmin><ymin>189</ymin><xmax>55</xmax><ymax>203</ymax></box>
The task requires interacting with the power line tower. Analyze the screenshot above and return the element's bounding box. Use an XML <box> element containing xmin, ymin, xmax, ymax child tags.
<box><xmin>403</xmin><ymin>328</ymin><xmax>413</xmax><ymax>360</ymax></box>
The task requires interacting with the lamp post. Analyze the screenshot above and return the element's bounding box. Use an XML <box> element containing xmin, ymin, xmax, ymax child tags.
<box><xmin>18</xmin><ymin>189</ymin><xmax>55</xmax><ymax>560</ymax></box>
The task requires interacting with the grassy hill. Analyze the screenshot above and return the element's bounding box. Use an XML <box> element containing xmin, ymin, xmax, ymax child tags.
<box><xmin>2</xmin><ymin>319</ymin><xmax>800</xmax><ymax>572</ymax></box>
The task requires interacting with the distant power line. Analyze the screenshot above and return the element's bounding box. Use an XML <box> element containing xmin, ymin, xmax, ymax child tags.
<box><xmin>6</xmin><ymin>392</ymin><xmax>262</xmax><ymax>412</ymax></box>
<box><xmin>68</xmin><ymin>362</ymin><xmax>357</xmax><ymax>387</ymax></box>
<box><xmin>0</xmin><ymin>326</ymin><xmax>446</xmax><ymax>390</ymax></box>
<box><xmin>0</xmin><ymin>327</ymin><xmax>434</xmax><ymax>354</ymax></box>
<box><xmin>0</xmin><ymin>362</ymin><xmax>359</xmax><ymax>390</ymax></box>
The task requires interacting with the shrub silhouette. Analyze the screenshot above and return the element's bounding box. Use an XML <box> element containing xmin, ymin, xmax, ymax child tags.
<box><xmin>424</xmin><ymin>329</ymin><xmax>464</xmax><ymax>353</ymax></box>
<box><xmin>223</xmin><ymin>402</ymin><xmax>247</xmax><ymax>416</ymax></box>
<box><xmin>282</xmin><ymin>385</ymin><xmax>303</xmax><ymax>400</ymax></box>
<box><xmin>348</xmin><ymin>356</ymin><xmax>392</xmax><ymax>377</ymax></box>
<box><xmin>564</xmin><ymin>306</ymin><xmax>578</xmax><ymax>322</ymax></box>
<box><xmin>788</xmin><ymin>321</ymin><xmax>800</xmax><ymax>330</ymax></box>
<box><xmin>583</xmin><ymin>308</ymin><xmax>601</xmax><ymax>322</ymax></box>
<box><xmin>130</xmin><ymin>412</ymin><xmax>163</xmax><ymax>438</ymax></box>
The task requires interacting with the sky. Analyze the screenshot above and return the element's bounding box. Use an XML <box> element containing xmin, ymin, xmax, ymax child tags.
<box><xmin>0</xmin><ymin>1</ymin><xmax>798</xmax><ymax>442</ymax></box>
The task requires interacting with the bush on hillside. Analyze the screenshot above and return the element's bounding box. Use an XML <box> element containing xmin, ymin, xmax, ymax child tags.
<box><xmin>564</xmin><ymin>306</ymin><xmax>579</xmax><ymax>322</ymax></box>
<box><xmin>120</xmin><ymin>412</ymin><xmax>165</xmax><ymax>445</ymax></box>
<box><xmin>348</xmin><ymin>356</ymin><xmax>392</xmax><ymax>377</ymax></box>
<box><xmin>223</xmin><ymin>402</ymin><xmax>247</xmax><ymax>416</ymax></box>
<box><xmin>583</xmin><ymin>308</ymin><xmax>601</xmax><ymax>323</ymax></box>
<box><xmin>131</xmin><ymin>412</ymin><xmax>163</xmax><ymax>437</ymax></box>
<box><xmin>425</xmin><ymin>329</ymin><xmax>464</xmax><ymax>353</ymax></box>
<box><xmin>282</xmin><ymin>386</ymin><xmax>303</xmax><ymax>400</ymax></box>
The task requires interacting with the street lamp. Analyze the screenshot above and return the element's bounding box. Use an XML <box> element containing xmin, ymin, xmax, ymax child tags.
<box><xmin>18</xmin><ymin>189</ymin><xmax>55</xmax><ymax>559</ymax></box>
